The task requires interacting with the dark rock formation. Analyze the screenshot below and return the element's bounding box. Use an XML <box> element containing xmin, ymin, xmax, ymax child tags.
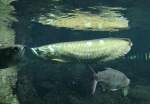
<box><xmin>0</xmin><ymin>67</ymin><xmax>19</xmax><ymax>104</ymax></box>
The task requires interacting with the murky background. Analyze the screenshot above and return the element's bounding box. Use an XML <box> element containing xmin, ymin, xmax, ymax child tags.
<box><xmin>0</xmin><ymin>0</ymin><xmax>150</xmax><ymax>104</ymax></box>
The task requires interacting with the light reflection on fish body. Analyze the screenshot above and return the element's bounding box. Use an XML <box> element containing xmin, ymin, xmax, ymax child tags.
<box><xmin>33</xmin><ymin>6</ymin><xmax>129</xmax><ymax>32</ymax></box>
<box><xmin>31</xmin><ymin>38</ymin><xmax>132</xmax><ymax>63</ymax></box>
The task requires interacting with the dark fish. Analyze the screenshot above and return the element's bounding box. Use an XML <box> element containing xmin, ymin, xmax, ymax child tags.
<box><xmin>90</xmin><ymin>67</ymin><xmax>130</xmax><ymax>96</ymax></box>
<box><xmin>0</xmin><ymin>45</ymin><xmax>25</xmax><ymax>69</ymax></box>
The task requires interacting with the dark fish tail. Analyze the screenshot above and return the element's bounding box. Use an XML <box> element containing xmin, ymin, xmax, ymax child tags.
<box><xmin>88</xmin><ymin>65</ymin><xmax>98</xmax><ymax>95</ymax></box>
<box><xmin>88</xmin><ymin>64</ymin><xmax>96</xmax><ymax>74</ymax></box>
<box><xmin>91</xmin><ymin>79</ymin><xmax>98</xmax><ymax>95</ymax></box>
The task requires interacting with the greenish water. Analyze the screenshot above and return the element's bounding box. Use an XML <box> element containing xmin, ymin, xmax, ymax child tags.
<box><xmin>0</xmin><ymin>0</ymin><xmax>150</xmax><ymax>104</ymax></box>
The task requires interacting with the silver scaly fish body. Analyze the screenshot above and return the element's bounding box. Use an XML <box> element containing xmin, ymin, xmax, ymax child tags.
<box><xmin>31</xmin><ymin>38</ymin><xmax>132</xmax><ymax>63</ymax></box>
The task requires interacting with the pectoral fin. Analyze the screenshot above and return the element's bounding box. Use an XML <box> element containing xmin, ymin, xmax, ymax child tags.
<box><xmin>122</xmin><ymin>86</ymin><xmax>129</xmax><ymax>96</ymax></box>
<box><xmin>110</xmin><ymin>88</ymin><xmax>118</xmax><ymax>91</ymax></box>
<box><xmin>51</xmin><ymin>58</ymin><xmax>68</xmax><ymax>63</ymax></box>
